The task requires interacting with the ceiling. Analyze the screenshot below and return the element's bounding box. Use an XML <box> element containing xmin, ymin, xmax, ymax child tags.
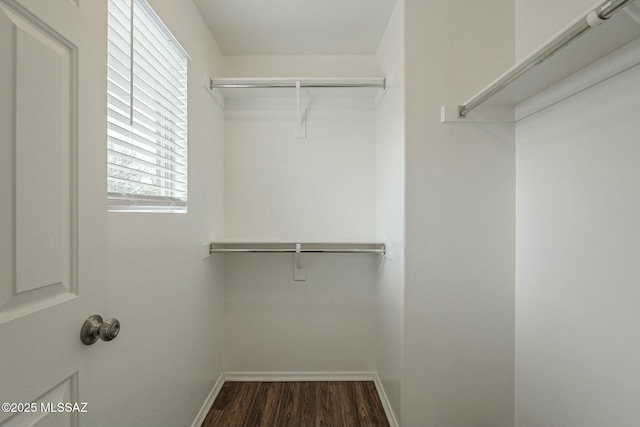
<box><xmin>193</xmin><ymin>0</ymin><xmax>398</xmax><ymax>55</ymax></box>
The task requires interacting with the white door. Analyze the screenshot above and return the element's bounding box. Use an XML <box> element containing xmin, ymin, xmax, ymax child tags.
<box><xmin>0</xmin><ymin>0</ymin><xmax>109</xmax><ymax>425</ymax></box>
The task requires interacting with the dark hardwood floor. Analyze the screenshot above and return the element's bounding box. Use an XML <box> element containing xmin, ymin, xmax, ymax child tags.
<box><xmin>202</xmin><ymin>381</ymin><xmax>390</xmax><ymax>427</ymax></box>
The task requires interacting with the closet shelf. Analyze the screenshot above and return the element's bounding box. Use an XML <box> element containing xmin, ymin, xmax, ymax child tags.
<box><xmin>205</xmin><ymin>76</ymin><xmax>387</xmax><ymax>111</ymax></box>
<box><xmin>209</xmin><ymin>240</ymin><xmax>388</xmax><ymax>282</ymax></box>
<box><xmin>209</xmin><ymin>77</ymin><xmax>386</xmax><ymax>89</ymax></box>
<box><xmin>442</xmin><ymin>0</ymin><xmax>640</xmax><ymax>122</ymax></box>
<box><xmin>204</xmin><ymin>76</ymin><xmax>387</xmax><ymax>138</ymax></box>
<box><xmin>209</xmin><ymin>240</ymin><xmax>387</xmax><ymax>256</ymax></box>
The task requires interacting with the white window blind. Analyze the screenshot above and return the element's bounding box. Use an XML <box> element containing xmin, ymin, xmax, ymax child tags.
<box><xmin>107</xmin><ymin>0</ymin><xmax>188</xmax><ymax>212</ymax></box>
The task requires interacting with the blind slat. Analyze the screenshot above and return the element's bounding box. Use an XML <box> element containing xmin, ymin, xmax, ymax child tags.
<box><xmin>133</xmin><ymin>0</ymin><xmax>187</xmax><ymax>63</ymax></box>
<box><xmin>108</xmin><ymin>170</ymin><xmax>187</xmax><ymax>192</ymax></box>
<box><xmin>109</xmin><ymin>93</ymin><xmax>185</xmax><ymax>147</ymax></box>
<box><xmin>132</xmin><ymin>112</ymin><xmax>187</xmax><ymax>150</ymax></box>
<box><xmin>132</xmin><ymin>117</ymin><xmax>185</xmax><ymax>150</ymax></box>
<box><xmin>132</xmin><ymin>59</ymin><xmax>186</xmax><ymax>105</ymax></box>
<box><xmin>135</xmin><ymin>14</ymin><xmax>186</xmax><ymax>66</ymax></box>
<box><xmin>107</xmin><ymin>122</ymin><xmax>187</xmax><ymax>168</ymax></box>
<box><xmin>107</xmin><ymin>193</ymin><xmax>186</xmax><ymax>212</ymax></box>
<box><xmin>131</xmin><ymin>87</ymin><xmax>187</xmax><ymax>131</ymax></box>
<box><xmin>107</xmin><ymin>162</ymin><xmax>187</xmax><ymax>188</ymax></box>
<box><xmin>108</xmin><ymin>118</ymin><xmax>186</xmax><ymax>164</ymax></box>
<box><xmin>131</xmin><ymin>99</ymin><xmax>187</xmax><ymax>142</ymax></box>
<box><xmin>108</xmin><ymin>146</ymin><xmax>186</xmax><ymax>178</ymax></box>
<box><xmin>108</xmin><ymin>143</ymin><xmax>186</xmax><ymax>174</ymax></box>
<box><xmin>108</xmin><ymin>81</ymin><xmax>130</xmax><ymax>104</ymax></box>
<box><xmin>131</xmin><ymin>84</ymin><xmax>187</xmax><ymax>131</ymax></box>
<box><xmin>133</xmin><ymin>30</ymin><xmax>186</xmax><ymax>81</ymax></box>
<box><xmin>108</xmin><ymin>175</ymin><xmax>187</xmax><ymax>197</ymax></box>
<box><xmin>107</xmin><ymin>39</ymin><xmax>131</xmax><ymax>70</ymax></box>
<box><xmin>107</xmin><ymin>127</ymin><xmax>187</xmax><ymax>166</ymax></box>
<box><xmin>107</xmin><ymin>64</ymin><xmax>131</xmax><ymax>92</ymax></box>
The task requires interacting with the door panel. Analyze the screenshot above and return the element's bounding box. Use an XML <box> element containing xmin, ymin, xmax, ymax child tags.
<box><xmin>0</xmin><ymin>0</ymin><xmax>107</xmax><ymax>425</ymax></box>
<box><xmin>2</xmin><ymin>375</ymin><xmax>77</xmax><ymax>427</ymax></box>
<box><xmin>14</xmin><ymin>8</ymin><xmax>72</xmax><ymax>296</ymax></box>
<box><xmin>0</xmin><ymin>0</ymin><xmax>75</xmax><ymax>317</ymax></box>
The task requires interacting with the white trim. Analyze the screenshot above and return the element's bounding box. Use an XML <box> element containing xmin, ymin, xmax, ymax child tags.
<box><xmin>190</xmin><ymin>371</ymin><xmax>399</xmax><ymax>427</ymax></box>
<box><xmin>189</xmin><ymin>373</ymin><xmax>225</xmax><ymax>427</ymax></box>
<box><xmin>516</xmin><ymin>36</ymin><xmax>640</xmax><ymax>121</ymax></box>
<box><xmin>224</xmin><ymin>371</ymin><xmax>377</xmax><ymax>382</ymax></box>
<box><xmin>373</xmin><ymin>373</ymin><xmax>400</xmax><ymax>427</ymax></box>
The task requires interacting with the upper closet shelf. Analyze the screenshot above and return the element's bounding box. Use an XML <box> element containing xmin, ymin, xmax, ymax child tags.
<box><xmin>442</xmin><ymin>0</ymin><xmax>640</xmax><ymax>122</ymax></box>
<box><xmin>210</xmin><ymin>77</ymin><xmax>386</xmax><ymax>89</ymax></box>
<box><xmin>204</xmin><ymin>76</ymin><xmax>387</xmax><ymax>111</ymax></box>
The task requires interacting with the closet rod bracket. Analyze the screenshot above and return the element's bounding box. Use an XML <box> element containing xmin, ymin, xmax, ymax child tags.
<box><xmin>294</xmin><ymin>243</ymin><xmax>307</xmax><ymax>281</ymax></box>
<box><xmin>440</xmin><ymin>105</ymin><xmax>515</xmax><ymax>122</ymax></box>
<box><xmin>295</xmin><ymin>81</ymin><xmax>307</xmax><ymax>139</ymax></box>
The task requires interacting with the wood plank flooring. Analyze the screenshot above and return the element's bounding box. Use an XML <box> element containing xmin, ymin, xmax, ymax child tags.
<box><xmin>202</xmin><ymin>381</ymin><xmax>390</xmax><ymax>427</ymax></box>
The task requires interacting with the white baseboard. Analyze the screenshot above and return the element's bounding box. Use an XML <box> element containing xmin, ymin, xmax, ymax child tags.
<box><xmin>224</xmin><ymin>371</ymin><xmax>377</xmax><ymax>382</ymax></box>
<box><xmin>190</xmin><ymin>371</ymin><xmax>399</xmax><ymax>427</ymax></box>
<box><xmin>190</xmin><ymin>373</ymin><xmax>225</xmax><ymax>427</ymax></box>
<box><xmin>373</xmin><ymin>373</ymin><xmax>400</xmax><ymax>427</ymax></box>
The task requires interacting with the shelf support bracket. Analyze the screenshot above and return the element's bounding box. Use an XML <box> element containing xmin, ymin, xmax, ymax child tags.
<box><xmin>294</xmin><ymin>243</ymin><xmax>307</xmax><ymax>281</ymax></box>
<box><xmin>294</xmin><ymin>81</ymin><xmax>307</xmax><ymax>139</ymax></box>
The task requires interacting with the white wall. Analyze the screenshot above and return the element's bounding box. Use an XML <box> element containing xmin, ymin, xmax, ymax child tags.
<box><xmin>374</xmin><ymin>1</ymin><xmax>405</xmax><ymax>424</ymax></box>
<box><xmin>403</xmin><ymin>0</ymin><xmax>516</xmax><ymax>425</ymax></box>
<box><xmin>516</xmin><ymin>0</ymin><xmax>595</xmax><ymax>60</ymax></box>
<box><xmin>515</xmin><ymin>2</ymin><xmax>640</xmax><ymax>426</ymax></box>
<box><xmin>224</xmin><ymin>253</ymin><xmax>378</xmax><ymax>372</ymax></box>
<box><xmin>104</xmin><ymin>1</ymin><xmax>226</xmax><ymax>425</ymax></box>
<box><xmin>221</xmin><ymin>56</ymin><xmax>381</xmax><ymax>373</ymax></box>
<box><xmin>222</xmin><ymin>55</ymin><xmax>379</xmax><ymax>78</ymax></box>
<box><xmin>515</xmin><ymin>44</ymin><xmax>640</xmax><ymax>427</ymax></box>
<box><xmin>224</xmin><ymin>108</ymin><xmax>377</xmax><ymax>241</ymax></box>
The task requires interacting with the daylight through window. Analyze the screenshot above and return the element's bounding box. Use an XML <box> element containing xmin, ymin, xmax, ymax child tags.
<box><xmin>107</xmin><ymin>0</ymin><xmax>188</xmax><ymax>212</ymax></box>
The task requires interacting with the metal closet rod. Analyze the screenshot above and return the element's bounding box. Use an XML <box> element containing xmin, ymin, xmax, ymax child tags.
<box><xmin>211</xmin><ymin>248</ymin><xmax>386</xmax><ymax>254</ymax></box>
<box><xmin>210</xmin><ymin>77</ymin><xmax>386</xmax><ymax>90</ymax></box>
<box><xmin>209</xmin><ymin>241</ymin><xmax>387</xmax><ymax>255</ymax></box>
<box><xmin>458</xmin><ymin>0</ymin><xmax>635</xmax><ymax>118</ymax></box>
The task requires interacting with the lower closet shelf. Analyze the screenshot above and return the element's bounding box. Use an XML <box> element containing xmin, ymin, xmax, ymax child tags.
<box><xmin>208</xmin><ymin>240</ymin><xmax>387</xmax><ymax>281</ymax></box>
<box><xmin>208</xmin><ymin>241</ymin><xmax>387</xmax><ymax>256</ymax></box>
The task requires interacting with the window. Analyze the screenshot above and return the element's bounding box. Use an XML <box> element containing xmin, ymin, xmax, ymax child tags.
<box><xmin>107</xmin><ymin>0</ymin><xmax>188</xmax><ymax>212</ymax></box>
